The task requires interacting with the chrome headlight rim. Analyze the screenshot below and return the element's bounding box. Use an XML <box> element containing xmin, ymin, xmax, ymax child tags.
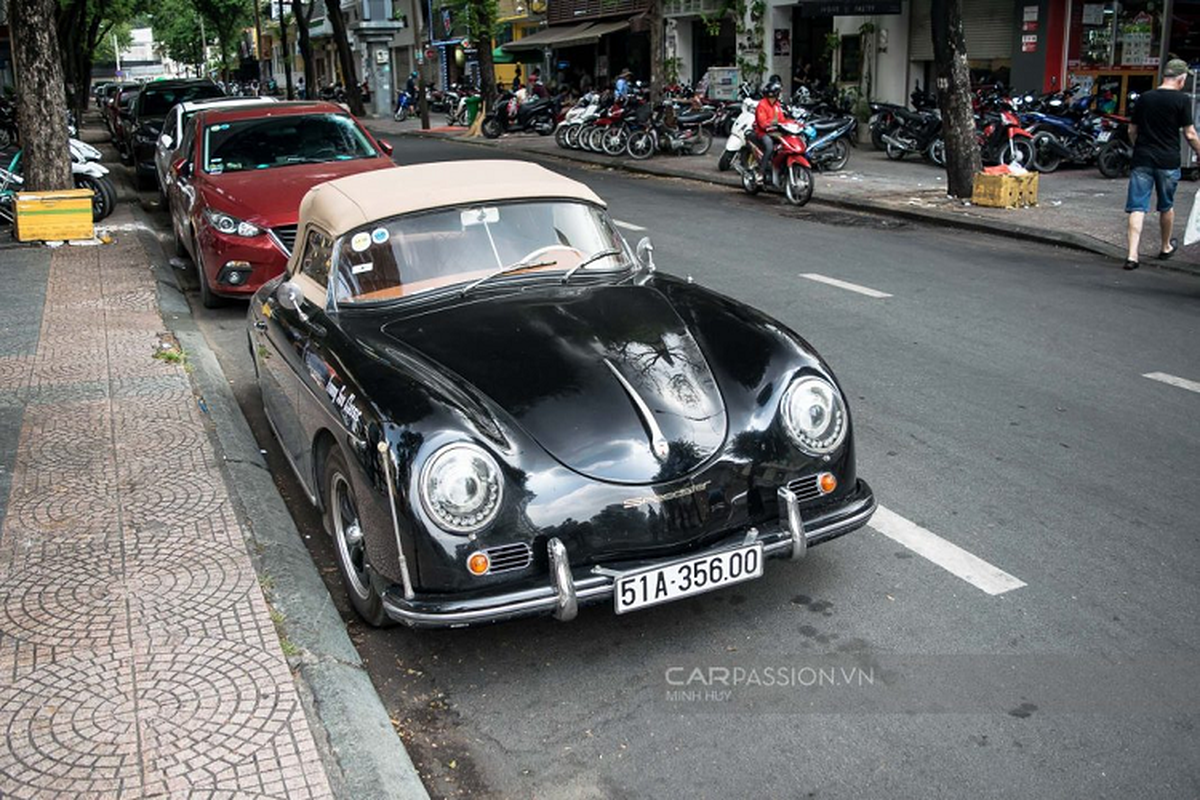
<box><xmin>419</xmin><ymin>442</ymin><xmax>504</xmax><ymax>534</ymax></box>
<box><xmin>781</xmin><ymin>375</ymin><xmax>848</xmax><ymax>456</ymax></box>
<box><xmin>204</xmin><ymin>208</ymin><xmax>263</xmax><ymax>238</ymax></box>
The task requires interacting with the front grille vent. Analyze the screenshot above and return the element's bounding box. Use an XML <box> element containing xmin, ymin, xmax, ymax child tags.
<box><xmin>785</xmin><ymin>475</ymin><xmax>825</xmax><ymax>504</ymax></box>
<box><xmin>270</xmin><ymin>224</ymin><xmax>298</xmax><ymax>255</ymax></box>
<box><xmin>485</xmin><ymin>542</ymin><xmax>533</xmax><ymax>574</ymax></box>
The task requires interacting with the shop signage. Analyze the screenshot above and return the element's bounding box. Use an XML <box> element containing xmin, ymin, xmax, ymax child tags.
<box><xmin>1023</xmin><ymin>5</ymin><xmax>1038</xmax><ymax>22</ymax></box>
<box><xmin>798</xmin><ymin>1</ymin><xmax>900</xmax><ymax>17</ymax></box>
<box><xmin>1022</xmin><ymin>34</ymin><xmax>1037</xmax><ymax>53</ymax></box>
<box><xmin>774</xmin><ymin>30</ymin><xmax>791</xmax><ymax>58</ymax></box>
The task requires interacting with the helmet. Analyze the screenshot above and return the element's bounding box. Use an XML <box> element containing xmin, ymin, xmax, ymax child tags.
<box><xmin>764</xmin><ymin>80</ymin><xmax>782</xmax><ymax>99</ymax></box>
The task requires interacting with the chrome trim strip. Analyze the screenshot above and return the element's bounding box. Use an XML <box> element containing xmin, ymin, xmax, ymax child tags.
<box><xmin>548</xmin><ymin>537</ymin><xmax>578</xmax><ymax>622</ymax></box>
<box><xmin>778</xmin><ymin>485</ymin><xmax>807</xmax><ymax>560</ymax></box>
<box><xmin>267</xmin><ymin>227</ymin><xmax>294</xmax><ymax>257</ymax></box>
<box><xmin>604</xmin><ymin>358</ymin><xmax>669</xmax><ymax>461</ymax></box>
<box><xmin>382</xmin><ymin>485</ymin><xmax>877</xmax><ymax>628</ymax></box>
<box><xmin>378</xmin><ymin>440</ymin><xmax>414</xmax><ymax>600</ymax></box>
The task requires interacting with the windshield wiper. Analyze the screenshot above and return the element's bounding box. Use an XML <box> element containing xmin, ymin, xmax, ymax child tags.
<box><xmin>460</xmin><ymin>258</ymin><xmax>558</xmax><ymax>297</ymax></box>
<box><xmin>561</xmin><ymin>248</ymin><xmax>624</xmax><ymax>285</ymax></box>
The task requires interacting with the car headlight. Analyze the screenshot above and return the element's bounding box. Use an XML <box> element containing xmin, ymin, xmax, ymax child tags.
<box><xmin>205</xmin><ymin>208</ymin><xmax>263</xmax><ymax>237</ymax></box>
<box><xmin>420</xmin><ymin>443</ymin><xmax>503</xmax><ymax>533</ymax></box>
<box><xmin>781</xmin><ymin>376</ymin><xmax>847</xmax><ymax>455</ymax></box>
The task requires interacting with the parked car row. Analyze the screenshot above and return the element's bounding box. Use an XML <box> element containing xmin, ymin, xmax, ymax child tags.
<box><xmin>143</xmin><ymin>86</ymin><xmax>395</xmax><ymax>306</ymax></box>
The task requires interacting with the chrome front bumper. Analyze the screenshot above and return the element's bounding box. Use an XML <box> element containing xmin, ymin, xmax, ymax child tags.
<box><xmin>382</xmin><ymin>478</ymin><xmax>876</xmax><ymax>628</ymax></box>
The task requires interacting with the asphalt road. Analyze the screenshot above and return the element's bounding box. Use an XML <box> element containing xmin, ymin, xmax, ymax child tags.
<box><xmin>151</xmin><ymin>135</ymin><xmax>1200</xmax><ymax>800</ymax></box>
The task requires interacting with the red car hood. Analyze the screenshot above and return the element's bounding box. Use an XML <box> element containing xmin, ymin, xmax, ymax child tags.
<box><xmin>201</xmin><ymin>158</ymin><xmax>394</xmax><ymax>227</ymax></box>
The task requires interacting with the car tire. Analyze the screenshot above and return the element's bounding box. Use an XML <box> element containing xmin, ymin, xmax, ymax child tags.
<box><xmin>193</xmin><ymin>242</ymin><xmax>225</xmax><ymax>309</ymax></box>
<box><xmin>323</xmin><ymin>447</ymin><xmax>394</xmax><ymax>627</ymax></box>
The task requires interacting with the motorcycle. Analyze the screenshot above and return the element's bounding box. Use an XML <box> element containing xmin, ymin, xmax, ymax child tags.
<box><xmin>7</xmin><ymin>148</ymin><xmax>115</xmax><ymax>222</ymax></box>
<box><xmin>977</xmin><ymin>96</ymin><xmax>1035</xmax><ymax>168</ymax></box>
<box><xmin>719</xmin><ymin>97</ymin><xmax>759</xmax><ymax>171</ymax></box>
<box><xmin>625</xmin><ymin>102</ymin><xmax>713</xmax><ymax>160</ymax></box>
<box><xmin>1096</xmin><ymin>117</ymin><xmax>1132</xmax><ymax>178</ymax></box>
<box><xmin>737</xmin><ymin>119</ymin><xmax>816</xmax><ymax>206</ymax></box>
<box><xmin>881</xmin><ymin>107</ymin><xmax>945</xmax><ymax>165</ymax></box>
<box><xmin>481</xmin><ymin>92</ymin><xmax>557</xmax><ymax>138</ymax></box>
<box><xmin>393</xmin><ymin>90</ymin><xmax>414</xmax><ymax>121</ymax></box>
<box><xmin>556</xmin><ymin>92</ymin><xmax>600</xmax><ymax>149</ymax></box>
<box><xmin>797</xmin><ymin>113</ymin><xmax>856</xmax><ymax>172</ymax></box>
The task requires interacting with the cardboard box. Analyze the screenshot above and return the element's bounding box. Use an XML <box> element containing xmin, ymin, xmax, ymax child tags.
<box><xmin>971</xmin><ymin>172</ymin><xmax>1038</xmax><ymax>208</ymax></box>
<box><xmin>15</xmin><ymin>189</ymin><xmax>94</xmax><ymax>242</ymax></box>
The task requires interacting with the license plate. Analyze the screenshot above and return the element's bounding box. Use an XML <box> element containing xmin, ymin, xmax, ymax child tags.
<box><xmin>1097</xmin><ymin>130</ymin><xmax>1112</xmax><ymax>142</ymax></box>
<box><xmin>614</xmin><ymin>544</ymin><xmax>764</xmax><ymax>614</ymax></box>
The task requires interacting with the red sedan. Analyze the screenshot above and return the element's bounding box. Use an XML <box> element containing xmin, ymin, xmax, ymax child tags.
<box><xmin>167</xmin><ymin>101</ymin><xmax>395</xmax><ymax>306</ymax></box>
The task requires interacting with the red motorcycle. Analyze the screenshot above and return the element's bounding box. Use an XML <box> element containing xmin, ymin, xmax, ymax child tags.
<box><xmin>976</xmin><ymin>91</ymin><xmax>1036</xmax><ymax>168</ymax></box>
<box><xmin>738</xmin><ymin>120</ymin><xmax>815</xmax><ymax>206</ymax></box>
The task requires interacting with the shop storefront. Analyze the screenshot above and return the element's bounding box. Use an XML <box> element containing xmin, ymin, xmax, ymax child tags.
<box><xmin>1065</xmin><ymin>1</ymin><xmax>1165</xmax><ymax>114</ymax></box>
<box><xmin>909</xmin><ymin>0</ymin><xmax>1015</xmax><ymax>86</ymax></box>
<box><xmin>665</xmin><ymin>0</ymin><xmax>737</xmax><ymax>87</ymax></box>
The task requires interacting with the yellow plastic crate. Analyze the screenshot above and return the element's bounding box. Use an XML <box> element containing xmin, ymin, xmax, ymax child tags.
<box><xmin>15</xmin><ymin>189</ymin><xmax>94</xmax><ymax>241</ymax></box>
<box><xmin>971</xmin><ymin>172</ymin><xmax>1039</xmax><ymax>209</ymax></box>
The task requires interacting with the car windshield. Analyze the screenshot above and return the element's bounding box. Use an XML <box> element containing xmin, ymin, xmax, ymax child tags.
<box><xmin>203</xmin><ymin>113</ymin><xmax>377</xmax><ymax>174</ymax></box>
<box><xmin>332</xmin><ymin>200</ymin><xmax>629</xmax><ymax>305</ymax></box>
<box><xmin>139</xmin><ymin>84</ymin><xmax>223</xmax><ymax>118</ymax></box>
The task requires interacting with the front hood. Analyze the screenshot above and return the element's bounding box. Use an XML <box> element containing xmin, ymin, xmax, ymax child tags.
<box><xmin>203</xmin><ymin>158</ymin><xmax>392</xmax><ymax>226</ymax></box>
<box><xmin>382</xmin><ymin>285</ymin><xmax>728</xmax><ymax>484</ymax></box>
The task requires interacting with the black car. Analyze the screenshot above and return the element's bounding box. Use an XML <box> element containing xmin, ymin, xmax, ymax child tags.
<box><xmin>249</xmin><ymin>160</ymin><xmax>876</xmax><ymax>628</ymax></box>
<box><xmin>123</xmin><ymin>79</ymin><xmax>223</xmax><ymax>188</ymax></box>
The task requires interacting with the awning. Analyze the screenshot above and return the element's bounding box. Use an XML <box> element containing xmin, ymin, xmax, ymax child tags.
<box><xmin>502</xmin><ymin>22</ymin><xmax>595</xmax><ymax>52</ymax></box>
<box><xmin>502</xmin><ymin>19</ymin><xmax>631</xmax><ymax>52</ymax></box>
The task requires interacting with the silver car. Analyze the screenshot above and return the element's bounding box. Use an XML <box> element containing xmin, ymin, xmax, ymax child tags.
<box><xmin>154</xmin><ymin>96</ymin><xmax>278</xmax><ymax>204</ymax></box>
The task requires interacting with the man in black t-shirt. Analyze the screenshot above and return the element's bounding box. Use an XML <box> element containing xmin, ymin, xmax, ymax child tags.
<box><xmin>1124</xmin><ymin>59</ymin><xmax>1200</xmax><ymax>269</ymax></box>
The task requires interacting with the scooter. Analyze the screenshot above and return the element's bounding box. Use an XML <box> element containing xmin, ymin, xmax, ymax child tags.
<box><xmin>556</xmin><ymin>92</ymin><xmax>599</xmax><ymax>149</ymax></box>
<box><xmin>719</xmin><ymin>97</ymin><xmax>758</xmax><ymax>171</ymax></box>
<box><xmin>7</xmin><ymin>148</ymin><xmax>115</xmax><ymax>222</ymax></box>
<box><xmin>481</xmin><ymin>92</ymin><xmax>557</xmax><ymax>138</ymax></box>
<box><xmin>393</xmin><ymin>90</ymin><xmax>413</xmax><ymax>121</ymax></box>
<box><xmin>737</xmin><ymin>120</ymin><xmax>816</xmax><ymax>206</ymax></box>
<box><xmin>793</xmin><ymin>110</ymin><xmax>856</xmax><ymax>171</ymax></box>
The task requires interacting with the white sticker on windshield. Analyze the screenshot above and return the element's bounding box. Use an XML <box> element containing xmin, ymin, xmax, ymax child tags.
<box><xmin>350</xmin><ymin>232</ymin><xmax>371</xmax><ymax>252</ymax></box>
<box><xmin>351</xmin><ymin>262</ymin><xmax>374</xmax><ymax>274</ymax></box>
<box><xmin>371</xmin><ymin>227</ymin><xmax>389</xmax><ymax>244</ymax></box>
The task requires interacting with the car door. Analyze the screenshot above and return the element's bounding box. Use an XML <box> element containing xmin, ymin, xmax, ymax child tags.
<box><xmin>257</xmin><ymin>226</ymin><xmax>336</xmax><ymax>484</ymax></box>
<box><xmin>170</xmin><ymin>117</ymin><xmax>199</xmax><ymax>249</ymax></box>
<box><xmin>156</xmin><ymin>107</ymin><xmax>180</xmax><ymax>192</ymax></box>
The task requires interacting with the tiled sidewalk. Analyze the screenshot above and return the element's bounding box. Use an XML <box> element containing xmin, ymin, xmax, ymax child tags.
<box><xmin>0</xmin><ymin>229</ymin><xmax>332</xmax><ymax>797</ymax></box>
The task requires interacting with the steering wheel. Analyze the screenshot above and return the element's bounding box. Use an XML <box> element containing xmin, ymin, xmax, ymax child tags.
<box><xmin>516</xmin><ymin>244</ymin><xmax>583</xmax><ymax>264</ymax></box>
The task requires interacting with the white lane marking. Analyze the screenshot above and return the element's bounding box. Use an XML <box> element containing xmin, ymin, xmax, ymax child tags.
<box><xmin>1143</xmin><ymin>372</ymin><xmax>1200</xmax><ymax>395</ymax></box>
<box><xmin>613</xmin><ymin>219</ymin><xmax>646</xmax><ymax>232</ymax></box>
<box><xmin>870</xmin><ymin>505</ymin><xmax>1027</xmax><ymax>596</ymax></box>
<box><xmin>800</xmin><ymin>273</ymin><xmax>893</xmax><ymax>298</ymax></box>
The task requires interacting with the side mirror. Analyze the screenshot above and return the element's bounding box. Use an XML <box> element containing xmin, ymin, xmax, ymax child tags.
<box><xmin>636</xmin><ymin>236</ymin><xmax>655</xmax><ymax>272</ymax></box>
<box><xmin>378</xmin><ymin>139</ymin><xmax>394</xmax><ymax>156</ymax></box>
<box><xmin>159</xmin><ymin>134</ymin><xmax>173</xmax><ymax>150</ymax></box>
<box><xmin>276</xmin><ymin>280</ymin><xmax>309</xmax><ymax>321</ymax></box>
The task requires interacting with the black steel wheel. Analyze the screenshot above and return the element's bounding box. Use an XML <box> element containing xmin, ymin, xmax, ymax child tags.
<box><xmin>324</xmin><ymin>448</ymin><xmax>392</xmax><ymax>627</ymax></box>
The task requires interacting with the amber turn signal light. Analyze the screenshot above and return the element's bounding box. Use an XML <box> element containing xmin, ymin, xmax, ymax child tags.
<box><xmin>467</xmin><ymin>552</ymin><xmax>490</xmax><ymax>576</ymax></box>
<box><xmin>818</xmin><ymin>472</ymin><xmax>837</xmax><ymax>494</ymax></box>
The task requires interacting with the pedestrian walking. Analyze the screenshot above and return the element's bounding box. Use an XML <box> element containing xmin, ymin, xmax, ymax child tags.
<box><xmin>1124</xmin><ymin>58</ymin><xmax>1200</xmax><ymax>270</ymax></box>
<box><xmin>512</xmin><ymin>64</ymin><xmax>522</xmax><ymax>93</ymax></box>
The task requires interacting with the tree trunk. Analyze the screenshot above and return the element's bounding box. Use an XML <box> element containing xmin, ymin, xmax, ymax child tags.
<box><xmin>648</xmin><ymin>0</ymin><xmax>663</xmax><ymax>103</ymax></box>
<box><xmin>12</xmin><ymin>0</ymin><xmax>72</xmax><ymax>191</ymax></box>
<box><xmin>293</xmin><ymin>0</ymin><xmax>317</xmax><ymax>97</ymax></box>
<box><xmin>931</xmin><ymin>0</ymin><xmax>980</xmax><ymax>198</ymax></box>
<box><xmin>473</xmin><ymin>0</ymin><xmax>496</xmax><ymax>112</ymax></box>
<box><xmin>324</xmin><ymin>0</ymin><xmax>364</xmax><ymax>115</ymax></box>
<box><xmin>279</xmin><ymin>0</ymin><xmax>294</xmax><ymax>98</ymax></box>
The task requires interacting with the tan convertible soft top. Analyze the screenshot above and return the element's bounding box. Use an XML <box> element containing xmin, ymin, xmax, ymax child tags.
<box><xmin>296</xmin><ymin>160</ymin><xmax>606</xmax><ymax>244</ymax></box>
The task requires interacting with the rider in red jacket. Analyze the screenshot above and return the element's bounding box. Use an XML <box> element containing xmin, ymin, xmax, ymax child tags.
<box><xmin>753</xmin><ymin>79</ymin><xmax>787</xmax><ymax>183</ymax></box>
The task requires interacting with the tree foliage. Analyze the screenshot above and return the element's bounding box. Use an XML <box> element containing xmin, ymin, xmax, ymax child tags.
<box><xmin>193</xmin><ymin>0</ymin><xmax>252</xmax><ymax>80</ymax></box>
<box><xmin>446</xmin><ymin>0</ymin><xmax>499</xmax><ymax>108</ymax></box>
<box><xmin>56</xmin><ymin>0</ymin><xmax>151</xmax><ymax>118</ymax></box>
<box><xmin>148</xmin><ymin>0</ymin><xmax>208</xmax><ymax>70</ymax></box>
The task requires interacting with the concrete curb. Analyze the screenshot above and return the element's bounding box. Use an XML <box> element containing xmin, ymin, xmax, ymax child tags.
<box><xmin>380</xmin><ymin>127</ymin><xmax>1200</xmax><ymax>279</ymax></box>
<box><xmin>132</xmin><ymin>207</ymin><xmax>429</xmax><ymax>800</ymax></box>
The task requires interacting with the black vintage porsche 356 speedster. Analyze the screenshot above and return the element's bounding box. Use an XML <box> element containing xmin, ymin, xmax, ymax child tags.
<box><xmin>249</xmin><ymin>160</ymin><xmax>876</xmax><ymax>628</ymax></box>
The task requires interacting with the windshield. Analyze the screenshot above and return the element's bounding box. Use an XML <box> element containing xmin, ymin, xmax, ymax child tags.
<box><xmin>203</xmin><ymin>113</ymin><xmax>377</xmax><ymax>174</ymax></box>
<box><xmin>139</xmin><ymin>84</ymin><xmax>223</xmax><ymax>118</ymax></box>
<box><xmin>332</xmin><ymin>201</ymin><xmax>629</xmax><ymax>305</ymax></box>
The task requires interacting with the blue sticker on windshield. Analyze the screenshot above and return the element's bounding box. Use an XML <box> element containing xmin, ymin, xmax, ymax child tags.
<box><xmin>371</xmin><ymin>227</ymin><xmax>389</xmax><ymax>244</ymax></box>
